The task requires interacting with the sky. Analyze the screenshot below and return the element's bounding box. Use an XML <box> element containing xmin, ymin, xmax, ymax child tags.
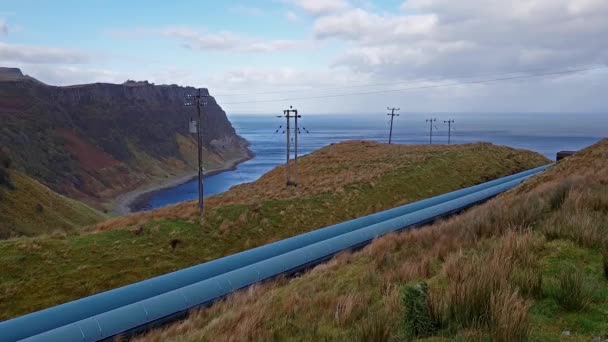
<box><xmin>1</xmin><ymin>0</ymin><xmax>607</xmax><ymax>114</ymax></box>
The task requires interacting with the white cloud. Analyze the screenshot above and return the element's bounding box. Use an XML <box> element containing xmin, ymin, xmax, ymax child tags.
<box><xmin>19</xmin><ymin>65</ymin><xmax>126</xmax><ymax>85</ymax></box>
<box><xmin>210</xmin><ymin>66</ymin><xmax>367</xmax><ymax>90</ymax></box>
<box><xmin>211</xmin><ymin>0</ymin><xmax>608</xmax><ymax>113</ymax></box>
<box><xmin>160</xmin><ymin>27</ymin><xmax>312</xmax><ymax>53</ymax></box>
<box><xmin>314</xmin><ymin>0</ymin><xmax>608</xmax><ymax>81</ymax></box>
<box><xmin>286</xmin><ymin>11</ymin><xmax>299</xmax><ymax>22</ymax></box>
<box><xmin>0</xmin><ymin>42</ymin><xmax>90</xmax><ymax>64</ymax></box>
<box><xmin>288</xmin><ymin>0</ymin><xmax>350</xmax><ymax>16</ymax></box>
<box><xmin>314</xmin><ymin>8</ymin><xmax>437</xmax><ymax>42</ymax></box>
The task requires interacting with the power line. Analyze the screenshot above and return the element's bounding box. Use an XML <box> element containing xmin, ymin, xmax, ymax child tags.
<box><xmin>221</xmin><ymin>66</ymin><xmax>607</xmax><ymax>105</ymax></box>
<box><xmin>387</xmin><ymin>107</ymin><xmax>400</xmax><ymax>144</ymax></box>
<box><xmin>213</xmin><ymin>65</ymin><xmax>601</xmax><ymax>97</ymax></box>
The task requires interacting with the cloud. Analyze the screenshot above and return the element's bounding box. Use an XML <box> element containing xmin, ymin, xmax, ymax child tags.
<box><xmin>314</xmin><ymin>8</ymin><xmax>437</xmax><ymax>42</ymax></box>
<box><xmin>159</xmin><ymin>27</ymin><xmax>312</xmax><ymax>53</ymax></box>
<box><xmin>19</xmin><ymin>65</ymin><xmax>126</xmax><ymax>85</ymax></box>
<box><xmin>0</xmin><ymin>42</ymin><xmax>90</xmax><ymax>64</ymax></box>
<box><xmin>287</xmin><ymin>0</ymin><xmax>350</xmax><ymax>16</ymax></box>
<box><xmin>286</xmin><ymin>11</ymin><xmax>299</xmax><ymax>22</ymax></box>
<box><xmin>312</xmin><ymin>0</ymin><xmax>608</xmax><ymax>80</ymax></box>
<box><xmin>210</xmin><ymin>66</ymin><xmax>367</xmax><ymax>90</ymax></box>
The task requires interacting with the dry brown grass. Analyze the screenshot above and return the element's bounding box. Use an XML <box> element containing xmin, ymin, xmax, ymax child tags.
<box><xmin>334</xmin><ymin>294</ymin><xmax>362</xmax><ymax>326</ymax></box>
<box><xmin>431</xmin><ymin>231</ymin><xmax>542</xmax><ymax>331</ymax></box>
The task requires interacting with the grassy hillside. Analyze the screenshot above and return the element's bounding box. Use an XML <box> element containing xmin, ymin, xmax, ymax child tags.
<box><xmin>138</xmin><ymin>139</ymin><xmax>608</xmax><ymax>342</ymax></box>
<box><xmin>0</xmin><ymin>141</ymin><xmax>548</xmax><ymax>320</ymax></box>
<box><xmin>0</xmin><ymin>171</ymin><xmax>107</xmax><ymax>239</ymax></box>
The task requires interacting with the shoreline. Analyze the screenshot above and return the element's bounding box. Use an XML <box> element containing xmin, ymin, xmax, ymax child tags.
<box><xmin>111</xmin><ymin>151</ymin><xmax>254</xmax><ymax>215</ymax></box>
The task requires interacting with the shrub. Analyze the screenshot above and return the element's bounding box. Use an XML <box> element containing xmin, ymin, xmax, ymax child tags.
<box><xmin>552</xmin><ymin>266</ymin><xmax>593</xmax><ymax>311</ymax></box>
<box><xmin>0</xmin><ymin>148</ymin><xmax>10</xmax><ymax>169</ymax></box>
<box><xmin>0</xmin><ymin>148</ymin><xmax>13</xmax><ymax>189</ymax></box>
<box><xmin>401</xmin><ymin>282</ymin><xmax>437</xmax><ymax>339</ymax></box>
<box><xmin>602</xmin><ymin>248</ymin><xmax>608</xmax><ymax>281</ymax></box>
<box><xmin>0</xmin><ymin>168</ymin><xmax>10</xmax><ymax>188</ymax></box>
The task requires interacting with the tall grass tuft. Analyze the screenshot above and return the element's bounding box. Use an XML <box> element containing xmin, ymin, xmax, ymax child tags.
<box><xmin>510</xmin><ymin>267</ymin><xmax>543</xmax><ymax>298</ymax></box>
<box><xmin>334</xmin><ymin>294</ymin><xmax>360</xmax><ymax>326</ymax></box>
<box><xmin>401</xmin><ymin>282</ymin><xmax>437</xmax><ymax>339</ymax></box>
<box><xmin>355</xmin><ymin>317</ymin><xmax>392</xmax><ymax>342</ymax></box>
<box><xmin>552</xmin><ymin>266</ymin><xmax>593</xmax><ymax>311</ymax></box>
<box><xmin>490</xmin><ymin>287</ymin><xmax>531</xmax><ymax>342</ymax></box>
<box><xmin>548</xmin><ymin>180</ymin><xmax>573</xmax><ymax>211</ymax></box>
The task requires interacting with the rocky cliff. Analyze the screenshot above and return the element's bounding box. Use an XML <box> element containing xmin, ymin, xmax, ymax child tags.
<box><xmin>0</xmin><ymin>68</ymin><xmax>250</xmax><ymax>208</ymax></box>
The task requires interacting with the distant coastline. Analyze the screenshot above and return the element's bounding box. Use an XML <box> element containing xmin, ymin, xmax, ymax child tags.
<box><xmin>112</xmin><ymin>150</ymin><xmax>255</xmax><ymax>215</ymax></box>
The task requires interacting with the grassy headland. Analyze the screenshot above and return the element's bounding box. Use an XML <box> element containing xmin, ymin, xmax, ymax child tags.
<box><xmin>0</xmin><ymin>141</ymin><xmax>548</xmax><ymax>320</ymax></box>
<box><xmin>137</xmin><ymin>139</ymin><xmax>608</xmax><ymax>341</ymax></box>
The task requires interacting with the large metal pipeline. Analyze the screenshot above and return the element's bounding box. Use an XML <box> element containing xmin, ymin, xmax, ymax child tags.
<box><xmin>7</xmin><ymin>169</ymin><xmax>543</xmax><ymax>342</ymax></box>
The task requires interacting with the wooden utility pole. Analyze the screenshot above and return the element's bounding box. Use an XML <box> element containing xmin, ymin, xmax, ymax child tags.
<box><xmin>293</xmin><ymin>107</ymin><xmax>301</xmax><ymax>185</ymax></box>
<box><xmin>426</xmin><ymin>118</ymin><xmax>437</xmax><ymax>144</ymax></box>
<box><xmin>185</xmin><ymin>89</ymin><xmax>208</xmax><ymax>224</ymax></box>
<box><xmin>444</xmin><ymin>119</ymin><xmax>455</xmax><ymax>144</ymax></box>
<box><xmin>281</xmin><ymin>106</ymin><xmax>300</xmax><ymax>186</ymax></box>
<box><xmin>387</xmin><ymin>107</ymin><xmax>400</xmax><ymax>144</ymax></box>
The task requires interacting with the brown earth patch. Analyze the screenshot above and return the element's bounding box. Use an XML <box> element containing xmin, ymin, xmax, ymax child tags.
<box><xmin>56</xmin><ymin>129</ymin><xmax>121</xmax><ymax>172</ymax></box>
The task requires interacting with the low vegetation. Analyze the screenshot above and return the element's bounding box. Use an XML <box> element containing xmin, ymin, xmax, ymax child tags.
<box><xmin>135</xmin><ymin>139</ymin><xmax>608</xmax><ymax>341</ymax></box>
<box><xmin>0</xmin><ymin>170</ymin><xmax>107</xmax><ymax>239</ymax></box>
<box><xmin>0</xmin><ymin>147</ymin><xmax>13</xmax><ymax>189</ymax></box>
<box><xmin>0</xmin><ymin>141</ymin><xmax>547</xmax><ymax>320</ymax></box>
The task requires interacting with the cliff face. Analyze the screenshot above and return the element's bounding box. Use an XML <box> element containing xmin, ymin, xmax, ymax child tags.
<box><xmin>0</xmin><ymin>69</ymin><xmax>250</xmax><ymax>207</ymax></box>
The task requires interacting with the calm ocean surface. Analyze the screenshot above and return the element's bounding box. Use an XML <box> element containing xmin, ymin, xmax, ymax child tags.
<box><xmin>136</xmin><ymin>113</ymin><xmax>606</xmax><ymax>211</ymax></box>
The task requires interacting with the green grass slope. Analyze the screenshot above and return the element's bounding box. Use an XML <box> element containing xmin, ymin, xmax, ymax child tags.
<box><xmin>136</xmin><ymin>139</ymin><xmax>608</xmax><ymax>342</ymax></box>
<box><xmin>0</xmin><ymin>170</ymin><xmax>107</xmax><ymax>239</ymax></box>
<box><xmin>0</xmin><ymin>141</ymin><xmax>548</xmax><ymax>320</ymax></box>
